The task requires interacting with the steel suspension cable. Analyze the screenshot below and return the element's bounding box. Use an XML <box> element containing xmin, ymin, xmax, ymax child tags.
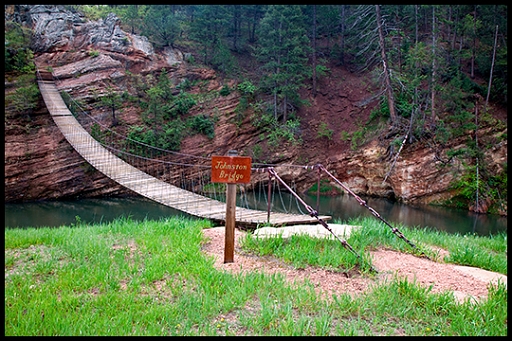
<box><xmin>275</xmin><ymin>177</ymin><xmax>289</xmax><ymax>213</ymax></box>
<box><xmin>316</xmin><ymin>164</ymin><xmax>430</xmax><ymax>260</ymax></box>
<box><xmin>291</xmin><ymin>180</ymin><xmax>307</xmax><ymax>215</ymax></box>
<box><xmin>50</xmin><ymin>78</ymin><xmax>211</xmax><ymax>164</ymax></box>
<box><xmin>267</xmin><ymin>168</ymin><xmax>367</xmax><ymax>266</ymax></box>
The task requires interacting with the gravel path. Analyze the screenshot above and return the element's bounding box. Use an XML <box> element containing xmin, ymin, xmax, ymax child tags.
<box><xmin>201</xmin><ymin>226</ymin><xmax>507</xmax><ymax>303</ymax></box>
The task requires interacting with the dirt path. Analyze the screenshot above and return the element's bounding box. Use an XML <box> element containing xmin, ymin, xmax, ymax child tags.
<box><xmin>201</xmin><ymin>227</ymin><xmax>507</xmax><ymax>303</ymax></box>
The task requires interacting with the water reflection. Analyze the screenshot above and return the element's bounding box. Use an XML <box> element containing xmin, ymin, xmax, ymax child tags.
<box><xmin>237</xmin><ymin>191</ymin><xmax>507</xmax><ymax>236</ymax></box>
<box><xmin>4</xmin><ymin>197</ymin><xmax>194</xmax><ymax>229</ymax></box>
<box><xmin>311</xmin><ymin>194</ymin><xmax>507</xmax><ymax>236</ymax></box>
<box><xmin>4</xmin><ymin>193</ymin><xmax>507</xmax><ymax>237</ymax></box>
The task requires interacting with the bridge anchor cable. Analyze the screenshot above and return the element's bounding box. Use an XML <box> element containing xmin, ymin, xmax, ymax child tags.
<box><xmin>316</xmin><ymin>164</ymin><xmax>430</xmax><ymax>260</ymax></box>
<box><xmin>266</xmin><ymin>168</ymin><xmax>367</xmax><ymax>267</ymax></box>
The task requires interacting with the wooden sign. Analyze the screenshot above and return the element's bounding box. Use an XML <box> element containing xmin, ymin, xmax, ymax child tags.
<box><xmin>211</xmin><ymin>155</ymin><xmax>252</xmax><ymax>184</ymax></box>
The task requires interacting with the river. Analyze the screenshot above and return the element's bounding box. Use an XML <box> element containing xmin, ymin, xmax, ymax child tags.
<box><xmin>4</xmin><ymin>193</ymin><xmax>507</xmax><ymax>237</ymax></box>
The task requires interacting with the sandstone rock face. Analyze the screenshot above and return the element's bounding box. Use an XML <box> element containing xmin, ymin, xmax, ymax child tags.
<box><xmin>4</xmin><ymin>103</ymin><xmax>129</xmax><ymax>202</ymax></box>
<box><xmin>331</xmin><ymin>139</ymin><xmax>457</xmax><ymax>204</ymax></box>
<box><xmin>29</xmin><ymin>5</ymin><xmax>86</xmax><ymax>52</ymax></box>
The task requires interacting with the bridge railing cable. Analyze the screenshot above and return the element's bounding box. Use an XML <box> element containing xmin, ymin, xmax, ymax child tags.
<box><xmin>38</xmin><ymin>68</ymin><xmax>421</xmax><ymax>244</ymax></box>
<box><xmin>45</xmin><ymin>70</ymin><xmax>326</xmax><ymax>212</ymax></box>
<box><xmin>38</xmin><ymin>68</ymin><xmax>321</xmax><ymax>173</ymax></box>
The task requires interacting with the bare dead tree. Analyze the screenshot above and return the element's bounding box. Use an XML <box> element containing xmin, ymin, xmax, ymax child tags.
<box><xmin>430</xmin><ymin>5</ymin><xmax>437</xmax><ymax>122</ymax></box>
<box><xmin>344</xmin><ymin>5</ymin><xmax>380</xmax><ymax>73</ymax></box>
<box><xmin>376</xmin><ymin>5</ymin><xmax>397</xmax><ymax>124</ymax></box>
<box><xmin>312</xmin><ymin>5</ymin><xmax>317</xmax><ymax>98</ymax></box>
<box><xmin>471</xmin><ymin>5</ymin><xmax>477</xmax><ymax>79</ymax></box>
<box><xmin>485</xmin><ymin>25</ymin><xmax>498</xmax><ymax>110</ymax></box>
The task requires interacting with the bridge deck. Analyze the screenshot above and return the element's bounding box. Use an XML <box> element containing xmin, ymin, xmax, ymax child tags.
<box><xmin>38</xmin><ymin>79</ymin><xmax>331</xmax><ymax>227</ymax></box>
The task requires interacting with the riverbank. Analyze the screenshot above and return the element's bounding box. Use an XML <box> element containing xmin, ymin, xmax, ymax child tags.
<box><xmin>5</xmin><ymin>195</ymin><xmax>508</xmax><ymax>236</ymax></box>
<box><xmin>5</xmin><ymin>216</ymin><xmax>507</xmax><ymax>336</ymax></box>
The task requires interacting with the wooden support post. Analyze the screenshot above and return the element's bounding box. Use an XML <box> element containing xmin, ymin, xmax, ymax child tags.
<box><xmin>316</xmin><ymin>166</ymin><xmax>321</xmax><ymax>213</ymax></box>
<box><xmin>224</xmin><ymin>150</ymin><xmax>237</xmax><ymax>263</ymax></box>
<box><xmin>267</xmin><ymin>170</ymin><xmax>272</xmax><ymax>223</ymax></box>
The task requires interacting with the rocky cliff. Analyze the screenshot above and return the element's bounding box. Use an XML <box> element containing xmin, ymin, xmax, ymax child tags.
<box><xmin>4</xmin><ymin>5</ymin><xmax>507</xmax><ymax>215</ymax></box>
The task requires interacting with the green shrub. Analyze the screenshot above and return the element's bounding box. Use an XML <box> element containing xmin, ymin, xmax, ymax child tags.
<box><xmin>237</xmin><ymin>80</ymin><xmax>257</xmax><ymax>97</ymax></box>
<box><xmin>90</xmin><ymin>123</ymin><xmax>104</xmax><ymax>143</ymax></box>
<box><xmin>188</xmin><ymin>114</ymin><xmax>215</xmax><ymax>139</ymax></box>
<box><xmin>88</xmin><ymin>49</ymin><xmax>100</xmax><ymax>58</ymax></box>
<box><xmin>161</xmin><ymin>121</ymin><xmax>185</xmax><ymax>151</ymax></box>
<box><xmin>127</xmin><ymin>121</ymin><xmax>185</xmax><ymax>153</ymax></box>
<box><xmin>317</xmin><ymin>122</ymin><xmax>333</xmax><ymax>140</ymax></box>
<box><xmin>234</xmin><ymin>97</ymin><xmax>249</xmax><ymax>126</ymax></box>
<box><xmin>219</xmin><ymin>85</ymin><xmax>231</xmax><ymax>96</ymax></box>
<box><xmin>5</xmin><ymin>74</ymin><xmax>39</xmax><ymax>113</ymax></box>
<box><xmin>340</xmin><ymin>131</ymin><xmax>351</xmax><ymax>141</ymax></box>
<box><xmin>4</xmin><ymin>21</ymin><xmax>35</xmax><ymax>74</ymax></box>
<box><xmin>315</xmin><ymin>63</ymin><xmax>331</xmax><ymax>77</ymax></box>
<box><xmin>172</xmin><ymin>91</ymin><xmax>196</xmax><ymax>116</ymax></box>
<box><xmin>176</xmin><ymin>78</ymin><xmax>192</xmax><ymax>91</ymax></box>
<box><xmin>267</xmin><ymin>118</ymin><xmax>302</xmax><ymax>148</ymax></box>
<box><xmin>351</xmin><ymin>129</ymin><xmax>365</xmax><ymax>150</ymax></box>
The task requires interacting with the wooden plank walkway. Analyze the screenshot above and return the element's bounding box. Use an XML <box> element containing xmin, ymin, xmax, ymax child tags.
<box><xmin>37</xmin><ymin>78</ymin><xmax>332</xmax><ymax>227</ymax></box>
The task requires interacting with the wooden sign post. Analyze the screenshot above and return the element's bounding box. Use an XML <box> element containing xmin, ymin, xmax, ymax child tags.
<box><xmin>211</xmin><ymin>151</ymin><xmax>251</xmax><ymax>263</ymax></box>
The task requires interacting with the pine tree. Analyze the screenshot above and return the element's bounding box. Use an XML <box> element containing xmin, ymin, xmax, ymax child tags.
<box><xmin>189</xmin><ymin>5</ymin><xmax>230</xmax><ymax>65</ymax></box>
<box><xmin>142</xmin><ymin>5</ymin><xmax>180</xmax><ymax>48</ymax></box>
<box><xmin>100</xmin><ymin>86</ymin><xmax>123</xmax><ymax>127</ymax></box>
<box><xmin>255</xmin><ymin>5</ymin><xmax>311</xmax><ymax>122</ymax></box>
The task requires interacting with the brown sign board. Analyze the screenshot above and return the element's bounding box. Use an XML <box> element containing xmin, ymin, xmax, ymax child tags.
<box><xmin>211</xmin><ymin>156</ymin><xmax>252</xmax><ymax>184</ymax></box>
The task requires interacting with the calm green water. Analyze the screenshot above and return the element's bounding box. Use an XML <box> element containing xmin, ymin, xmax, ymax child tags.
<box><xmin>4</xmin><ymin>194</ymin><xmax>507</xmax><ymax>237</ymax></box>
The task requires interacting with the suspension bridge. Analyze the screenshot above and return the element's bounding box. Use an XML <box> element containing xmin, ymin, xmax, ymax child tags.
<box><xmin>36</xmin><ymin>70</ymin><xmax>333</xmax><ymax>228</ymax></box>
<box><xmin>36</xmin><ymin>67</ymin><xmax>429</xmax><ymax>263</ymax></box>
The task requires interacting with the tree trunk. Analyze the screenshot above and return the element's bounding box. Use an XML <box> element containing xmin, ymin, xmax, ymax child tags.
<box><xmin>376</xmin><ymin>5</ymin><xmax>397</xmax><ymax>124</ymax></box>
<box><xmin>471</xmin><ymin>5</ymin><xmax>477</xmax><ymax>79</ymax></box>
<box><xmin>474</xmin><ymin>103</ymin><xmax>479</xmax><ymax>213</ymax></box>
<box><xmin>312</xmin><ymin>5</ymin><xmax>317</xmax><ymax>98</ymax></box>
<box><xmin>273</xmin><ymin>89</ymin><xmax>278</xmax><ymax>121</ymax></box>
<box><xmin>485</xmin><ymin>25</ymin><xmax>498</xmax><ymax>110</ymax></box>
<box><xmin>430</xmin><ymin>6</ymin><xmax>437</xmax><ymax>122</ymax></box>
<box><xmin>415</xmin><ymin>5</ymin><xmax>419</xmax><ymax>44</ymax></box>
<box><xmin>451</xmin><ymin>7</ymin><xmax>458</xmax><ymax>50</ymax></box>
<box><xmin>283</xmin><ymin>85</ymin><xmax>288</xmax><ymax>123</ymax></box>
<box><xmin>383</xmin><ymin>132</ymin><xmax>408</xmax><ymax>183</ymax></box>
<box><xmin>232</xmin><ymin>5</ymin><xmax>241</xmax><ymax>51</ymax></box>
<box><xmin>339</xmin><ymin>5</ymin><xmax>345</xmax><ymax>65</ymax></box>
<box><xmin>111</xmin><ymin>106</ymin><xmax>117</xmax><ymax>127</ymax></box>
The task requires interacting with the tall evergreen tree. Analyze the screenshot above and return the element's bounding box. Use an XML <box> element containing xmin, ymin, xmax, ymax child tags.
<box><xmin>189</xmin><ymin>5</ymin><xmax>230</xmax><ymax>65</ymax></box>
<box><xmin>315</xmin><ymin>5</ymin><xmax>342</xmax><ymax>55</ymax></box>
<box><xmin>228</xmin><ymin>5</ymin><xmax>242</xmax><ymax>51</ymax></box>
<box><xmin>242</xmin><ymin>5</ymin><xmax>266</xmax><ymax>44</ymax></box>
<box><xmin>143</xmin><ymin>69</ymin><xmax>174</xmax><ymax>131</ymax></box>
<box><xmin>142</xmin><ymin>5</ymin><xmax>180</xmax><ymax>48</ymax></box>
<box><xmin>119</xmin><ymin>5</ymin><xmax>143</xmax><ymax>34</ymax></box>
<box><xmin>254</xmin><ymin>5</ymin><xmax>311</xmax><ymax>122</ymax></box>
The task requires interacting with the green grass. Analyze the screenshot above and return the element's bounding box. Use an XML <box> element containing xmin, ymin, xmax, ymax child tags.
<box><xmin>4</xmin><ymin>215</ymin><xmax>507</xmax><ymax>336</ymax></box>
<box><xmin>242</xmin><ymin>216</ymin><xmax>507</xmax><ymax>275</ymax></box>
